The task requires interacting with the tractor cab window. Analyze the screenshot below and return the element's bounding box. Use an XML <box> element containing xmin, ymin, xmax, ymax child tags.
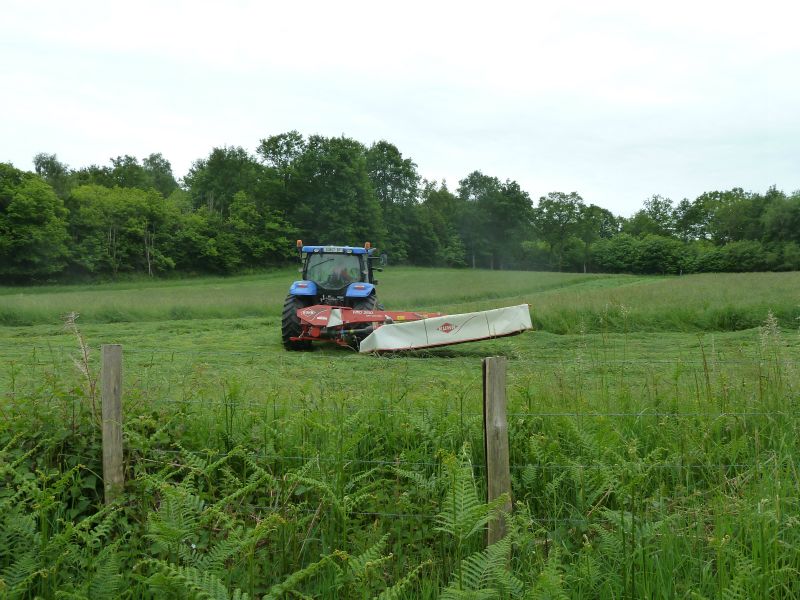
<box><xmin>305</xmin><ymin>253</ymin><xmax>362</xmax><ymax>288</ymax></box>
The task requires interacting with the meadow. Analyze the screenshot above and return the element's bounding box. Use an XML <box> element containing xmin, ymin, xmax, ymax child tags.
<box><xmin>1</xmin><ymin>268</ymin><xmax>800</xmax><ymax>598</ymax></box>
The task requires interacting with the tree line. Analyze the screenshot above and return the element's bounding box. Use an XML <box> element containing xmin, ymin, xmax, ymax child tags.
<box><xmin>1</xmin><ymin>131</ymin><xmax>799</xmax><ymax>282</ymax></box>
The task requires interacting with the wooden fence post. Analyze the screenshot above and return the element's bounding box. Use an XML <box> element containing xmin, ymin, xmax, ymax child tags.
<box><xmin>102</xmin><ymin>344</ymin><xmax>124</xmax><ymax>504</ymax></box>
<box><xmin>483</xmin><ymin>356</ymin><xmax>512</xmax><ymax>545</ymax></box>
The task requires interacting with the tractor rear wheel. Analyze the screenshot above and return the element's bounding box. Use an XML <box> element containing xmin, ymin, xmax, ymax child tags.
<box><xmin>282</xmin><ymin>295</ymin><xmax>313</xmax><ymax>350</ymax></box>
<box><xmin>351</xmin><ymin>293</ymin><xmax>377</xmax><ymax>311</ymax></box>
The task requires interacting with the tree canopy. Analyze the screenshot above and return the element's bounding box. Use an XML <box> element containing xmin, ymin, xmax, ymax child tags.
<box><xmin>0</xmin><ymin>163</ymin><xmax>69</xmax><ymax>280</ymax></box>
<box><xmin>3</xmin><ymin>131</ymin><xmax>799</xmax><ymax>283</ymax></box>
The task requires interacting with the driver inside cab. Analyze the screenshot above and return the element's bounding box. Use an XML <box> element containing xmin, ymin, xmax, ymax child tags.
<box><xmin>326</xmin><ymin>258</ymin><xmax>360</xmax><ymax>287</ymax></box>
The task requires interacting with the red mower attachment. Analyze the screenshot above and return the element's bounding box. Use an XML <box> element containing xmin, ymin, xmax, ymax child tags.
<box><xmin>291</xmin><ymin>304</ymin><xmax>533</xmax><ymax>352</ymax></box>
<box><xmin>291</xmin><ymin>305</ymin><xmax>445</xmax><ymax>348</ymax></box>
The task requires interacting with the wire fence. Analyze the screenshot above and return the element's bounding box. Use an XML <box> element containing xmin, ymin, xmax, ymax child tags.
<box><xmin>4</xmin><ymin>343</ymin><xmax>795</xmax><ymax>400</ymax></box>
<box><xmin>116</xmin><ymin>393</ymin><xmax>798</xmax><ymax>529</ymax></box>
<box><xmin>5</xmin><ymin>342</ymin><xmax>797</xmax><ymax>362</ymax></box>
<box><xmin>129</xmin><ymin>447</ymin><xmax>795</xmax><ymax>528</ymax></box>
<box><xmin>3</xmin><ymin>344</ymin><xmax>799</xmax><ymax>532</ymax></box>
<box><xmin>40</xmin><ymin>391</ymin><xmax>790</xmax><ymax>419</ymax></box>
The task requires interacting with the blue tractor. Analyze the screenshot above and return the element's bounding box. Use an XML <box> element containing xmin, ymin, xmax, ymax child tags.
<box><xmin>282</xmin><ymin>241</ymin><xmax>382</xmax><ymax>350</ymax></box>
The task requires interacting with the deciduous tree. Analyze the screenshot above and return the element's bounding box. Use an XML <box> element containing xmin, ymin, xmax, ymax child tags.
<box><xmin>366</xmin><ymin>141</ymin><xmax>420</xmax><ymax>262</ymax></box>
<box><xmin>623</xmin><ymin>195</ymin><xmax>675</xmax><ymax>238</ymax></box>
<box><xmin>0</xmin><ymin>163</ymin><xmax>69</xmax><ymax>280</ymax></box>
<box><xmin>185</xmin><ymin>146</ymin><xmax>280</xmax><ymax>216</ymax></box>
<box><xmin>33</xmin><ymin>153</ymin><xmax>72</xmax><ymax>200</ymax></box>
<box><xmin>290</xmin><ymin>135</ymin><xmax>384</xmax><ymax>246</ymax></box>
<box><xmin>576</xmin><ymin>203</ymin><xmax>617</xmax><ymax>272</ymax></box>
<box><xmin>534</xmin><ymin>191</ymin><xmax>584</xmax><ymax>271</ymax></box>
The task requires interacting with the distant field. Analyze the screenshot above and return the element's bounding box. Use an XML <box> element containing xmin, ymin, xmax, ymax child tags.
<box><xmin>2</xmin><ymin>269</ymin><xmax>800</xmax><ymax>598</ymax></box>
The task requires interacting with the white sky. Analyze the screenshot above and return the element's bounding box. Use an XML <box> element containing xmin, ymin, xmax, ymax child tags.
<box><xmin>1</xmin><ymin>0</ymin><xmax>798</xmax><ymax>215</ymax></box>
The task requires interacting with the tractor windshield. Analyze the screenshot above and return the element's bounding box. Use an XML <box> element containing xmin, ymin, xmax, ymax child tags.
<box><xmin>305</xmin><ymin>253</ymin><xmax>362</xmax><ymax>288</ymax></box>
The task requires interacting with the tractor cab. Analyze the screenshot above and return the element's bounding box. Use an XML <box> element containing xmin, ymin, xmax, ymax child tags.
<box><xmin>291</xmin><ymin>242</ymin><xmax>380</xmax><ymax>302</ymax></box>
<box><xmin>282</xmin><ymin>242</ymin><xmax>381</xmax><ymax>349</ymax></box>
<box><xmin>305</xmin><ymin>249</ymin><xmax>367</xmax><ymax>290</ymax></box>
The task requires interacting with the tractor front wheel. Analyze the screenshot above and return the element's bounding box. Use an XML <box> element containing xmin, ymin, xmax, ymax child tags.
<box><xmin>282</xmin><ymin>295</ymin><xmax>313</xmax><ymax>350</ymax></box>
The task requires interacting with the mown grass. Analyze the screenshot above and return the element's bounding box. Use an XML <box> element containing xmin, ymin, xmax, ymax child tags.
<box><xmin>1</xmin><ymin>269</ymin><xmax>800</xmax><ymax>598</ymax></box>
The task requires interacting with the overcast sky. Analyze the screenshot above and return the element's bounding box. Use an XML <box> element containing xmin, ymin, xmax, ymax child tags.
<box><xmin>1</xmin><ymin>0</ymin><xmax>798</xmax><ymax>215</ymax></box>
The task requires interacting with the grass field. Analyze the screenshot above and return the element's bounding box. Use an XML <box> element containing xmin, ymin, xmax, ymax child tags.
<box><xmin>2</xmin><ymin>268</ymin><xmax>800</xmax><ymax>598</ymax></box>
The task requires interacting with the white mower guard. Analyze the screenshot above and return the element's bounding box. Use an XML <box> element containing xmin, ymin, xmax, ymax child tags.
<box><xmin>358</xmin><ymin>304</ymin><xmax>532</xmax><ymax>353</ymax></box>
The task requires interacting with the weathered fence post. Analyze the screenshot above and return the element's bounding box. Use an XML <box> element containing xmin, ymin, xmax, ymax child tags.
<box><xmin>101</xmin><ymin>344</ymin><xmax>124</xmax><ymax>504</ymax></box>
<box><xmin>483</xmin><ymin>356</ymin><xmax>512</xmax><ymax>545</ymax></box>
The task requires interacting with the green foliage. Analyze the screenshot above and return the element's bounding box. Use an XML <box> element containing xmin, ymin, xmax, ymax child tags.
<box><xmin>33</xmin><ymin>152</ymin><xmax>72</xmax><ymax>200</ymax></box>
<box><xmin>226</xmin><ymin>190</ymin><xmax>297</xmax><ymax>267</ymax></box>
<box><xmin>436</xmin><ymin>451</ymin><xmax>505</xmax><ymax>546</ymax></box>
<box><xmin>70</xmin><ymin>153</ymin><xmax>179</xmax><ymax>198</ymax></box>
<box><xmin>0</xmin><ymin>438</ymin><xmax>123</xmax><ymax>598</ymax></box>
<box><xmin>623</xmin><ymin>194</ymin><xmax>675</xmax><ymax>238</ymax></box>
<box><xmin>420</xmin><ymin>181</ymin><xmax>467</xmax><ymax>267</ymax></box>
<box><xmin>590</xmin><ymin>233</ymin><xmax>638</xmax><ymax>273</ymax></box>
<box><xmin>525</xmin><ymin>548</ymin><xmax>569</xmax><ymax>600</ymax></box>
<box><xmin>533</xmin><ymin>191</ymin><xmax>583</xmax><ymax>271</ymax></box>
<box><xmin>256</xmin><ymin>130</ymin><xmax>306</xmax><ymax>214</ymax></box>
<box><xmin>436</xmin><ymin>450</ymin><xmax>520</xmax><ymax>598</ymax></box>
<box><xmin>441</xmin><ymin>536</ymin><xmax>523</xmax><ymax>599</ymax></box>
<box><xmin>574</xmin><ymin>204</ymin><xmax>618</xmax><ymax>272</ymax></box>
<box><xmin>67</xmin><ymin>184</ymin><xmax>177</xmax><ymax>276</ymax></box>
<box><xmin>290</xmin><ymin>135</ymin><xmax>385</xmax><ymax>247</ymax></box>
<box><xmin>457</xmin><ymin>172</ymin><xmax>534</xmax><ymax>270</ymax></box>
<box><xmin>0</xmin><ymin>162</ymin><xmax>69</xmax><ymax>281</ymax></box>
<box><xmin>185</xmin><ymin>146</ymin><xmax>279</xmax><ymax>217</ymax></box>
<box><xmin>167</xmin><ymin>208</ymin><xmax>237</xmax><ymax>273</ymax></box>
<box><xmin>142</xmin><ymin>152</ymin><xmax>180</xmax><ymax>197</ymax></box>
<box><xmin>366</xmin><ymin>140</ymin><xmax>420</xmax><ymax>262</ymax></box>
<box><xmin>377</xmin><ymin>559</ymin><xmax>432</xmax><ymax>599</ymax></box>
<box><xmin>634</xmin><ymin>234</ymin><xmax>685</xmax><ymax>274</ymax></box>
<box><xmin>144</xmin><ymin>560</ymin><xmax>251</xmax><ymax>600</ymax></box>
